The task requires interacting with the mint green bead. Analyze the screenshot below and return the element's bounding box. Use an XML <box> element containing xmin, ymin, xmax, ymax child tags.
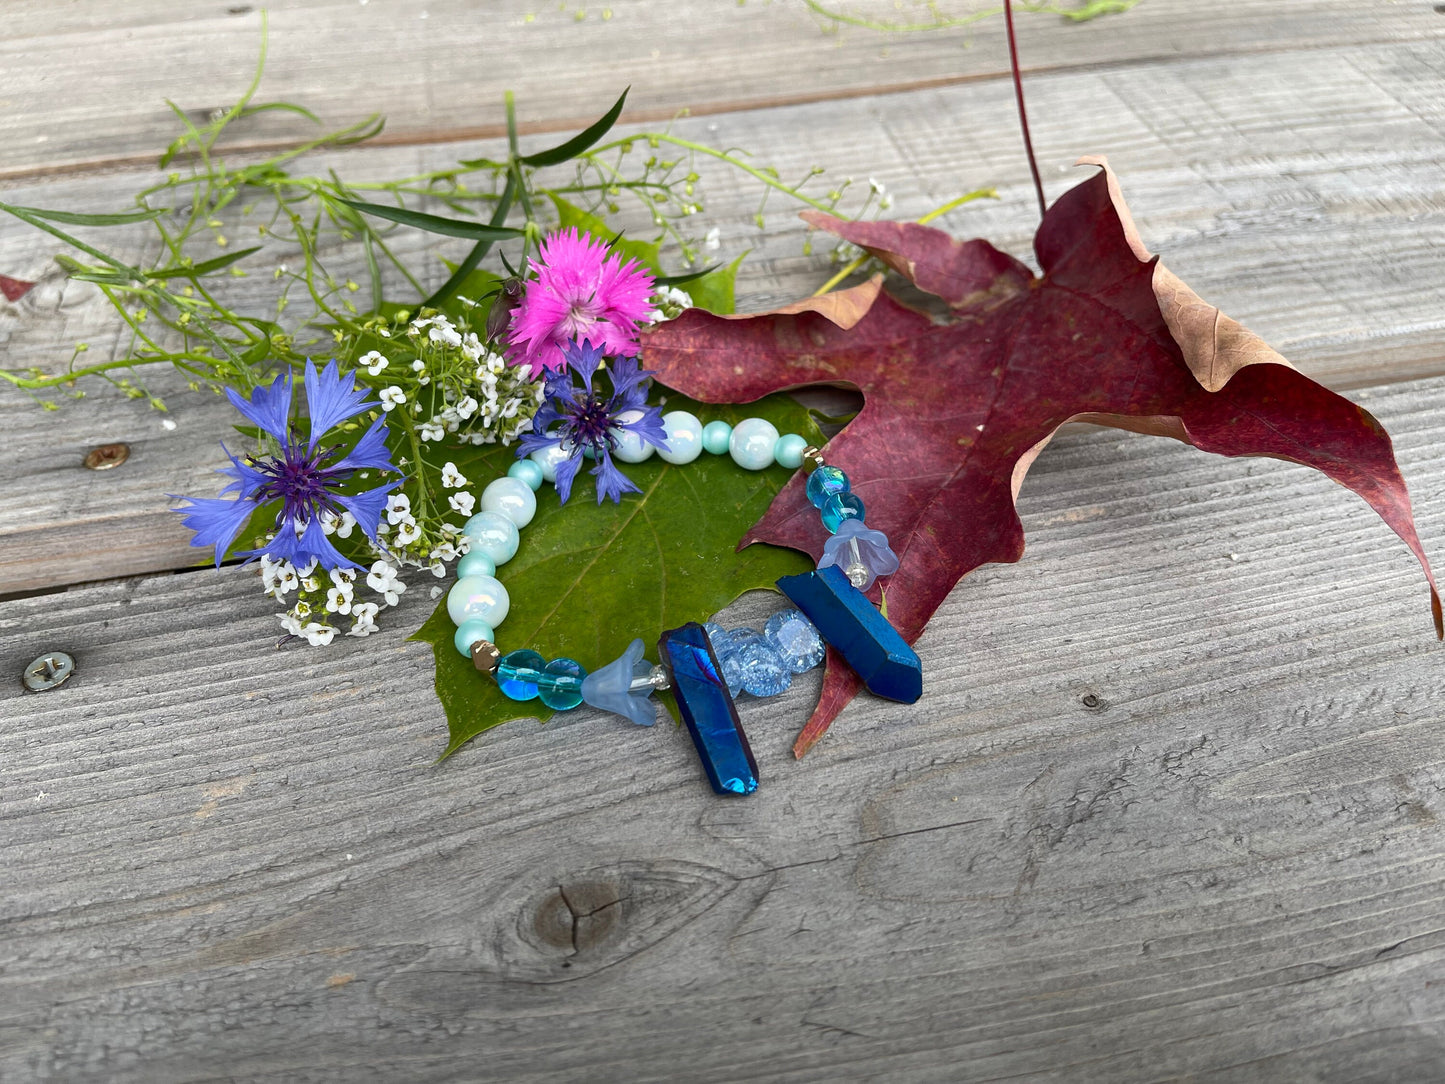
<box><xmin>447</xmin><ymin>574</ymin><xmax>509</xmax><ymax>627</ymax></box>
<box><xmin>774</xmin><ymin>433</ymin><xmax>808</xmax><ymax>469</ymax></box>
<box><xmin>658</xmin><ymin>410</ymin><xmax>704</xmax><ymax>464</ymax></box>
<box><xmin>453</xmin><ymin>619</ymin><xmax>495</xmax><ymax>659</ymax></box>
<box><xmin>508</xmin><ymin>458</ymin><xmax>545</xmax><ymax>491</ymax></box>
<box><xmin>530</xmin><ymin>443</ymin><xmax>571</xmax><ymax>482</ymax></box>
<box><xmin>729</xmin><ymin>417</ymin><xmax>780</xmax><ymax>471</ymax></box>
<box><xmin>701</xmin><ymin>420</ymin><xmax>732</xmax><ymax>455</ymax></box>
<box><xmin>463</xmin><ymin>511</ymin><xmax>519</xmax><ymax>566</ymax></box>
<box><xmin>480</xmin><ymin>475</ymin><xmax>536</xmax><ymax>528</ymax></box>
<box><xmin>456</xmin><ymin>549</ymin><xmax>496</xmax><ymax>579</ymax></box>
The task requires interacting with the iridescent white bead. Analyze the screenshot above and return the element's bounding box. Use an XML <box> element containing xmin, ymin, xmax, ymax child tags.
<box><xmin>657</xmin><ymin>410</ymin><xmax>703</xmax><ymax>465</ymax></box>
<box><xmin>462</xmin><ymin>510</ymin><xmax>520</xmax><ymax>566</ymax></box>
<box><xmin>529</xmin><ymin>443</ymin><xmax>572</xmax><ymax>483</ymax></box>
<box><xmin>480</xmin><ymin>476</ymin><xmax>536</xmax><ymax>528</ymax></box>
<box><xmin>447</xmin><ymin>574</ymin><xmax>510</xmax><ymax>628</ymax></box>
<box><xmin>729</xmin><ymin>417</ymin><xmax>780</xmax><ymax>471</ymax></box>
<box><xmin>610</xmin><ymin>409</ymin><xmax>655</xmax><ymax>464</ymax></box>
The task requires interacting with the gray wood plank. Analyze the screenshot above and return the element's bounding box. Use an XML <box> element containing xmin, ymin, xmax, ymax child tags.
<box><xmin>3</xmin><ymin>0</ymin><xmax>1441</xmax><ymax>179</ymax></box>
<box><xmin>4</xmin><ymin>39</ymin><xmax>1445</xmax><ymax>594</ymax></box>
<box><xmin>3</xmin><ymin>373</ymin><xmax>1444</xmax><ymax>1081</ymax></box>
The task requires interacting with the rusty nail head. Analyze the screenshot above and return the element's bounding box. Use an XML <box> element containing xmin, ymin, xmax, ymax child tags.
<box><xmin>23</xmin><ymin>652</ymin><xmax>75</xmax><ymax>692</ymax></box>
<box><xmin>84</xmin><ymin>443</ymin><xmax>130</xmax><ymax>470</ymax></box>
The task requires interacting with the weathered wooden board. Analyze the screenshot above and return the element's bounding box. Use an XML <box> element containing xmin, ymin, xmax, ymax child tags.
<box><xmin>3</xmin><ymin>0</ymin><xmax>1442</xmax><ymax>178</ymax></box>
<box><xmin>3</xmin><ymin>38</ymin><xmax>1445</xmax><ymax>595</ymax></box>
<box><xmin>3</xmin><ymin>374</ymin><xmax>1443</xmax><ymax>1081</ymax></box>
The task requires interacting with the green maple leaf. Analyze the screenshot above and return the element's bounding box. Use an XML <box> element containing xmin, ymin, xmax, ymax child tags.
<box><xmin>413</xmin><ymin>391</ymin><xmax>821</xmax><ymax>758</ymax></box>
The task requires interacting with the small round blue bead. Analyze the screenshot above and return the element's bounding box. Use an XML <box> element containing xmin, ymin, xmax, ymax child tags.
<box><xmin>806</xmin><ymin>465</ymin><xmax>849</xmax><ymax>508</ymax></box>
<box><xmin>774</xmin><ymin>433</ymin><xmax>808</xmax><ymax>469</ymax></box>
<box><xmin>820</xmin><ymin>491</ymin><xmax>865</xmax><ymax>533</ymax></box>
<box><xmin>701</xmin><ymin>420</ymin><xmax>733</xmax><ymax>455</ymax></box>
<box><xmin>508</xmin><ymin>458</ymin><xmax>546</xmax><ymax>491</ymax></box>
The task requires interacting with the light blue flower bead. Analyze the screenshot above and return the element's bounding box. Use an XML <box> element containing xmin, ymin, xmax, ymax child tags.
<box><xmin>453</xmin><ymin>618</ymin><xmax>496</xmax><ymax>659</ymax></box>
<box><xmin>480</xmin><ymin>476</ymin><xmax>536</xmax><ymax>528</ymax></box>
<box><xmin>701</xmin><ymin>420</ymin><xmax>732</xmax><ymax>455</ymax></box>
<box><xmin>507</xmin><ymin>458</ymin><xmax>545</xmax><ymax>492</ymax></box>
<box><xmin>658</xmin><ymin>410</ymin><xmax>704</xmax><ymax>465</ymax></box>
<box><xmin>463</xmin><ymin>510</ymin><xmax>520</xmax><ymax>566</ymax></box>
<box><xmin>529</xmin><ymin>443</ymin><xmax>572</xmax><ymax>483</ymax></box>
<box><xmin>774</xmin><ymin>433</ymin><xmax>808</xmax><ymax>469</ymax></box>
<box><xmin>455</xmin><ymin>549</ymin><xmax>496</xmax><ymax>579</ymax></box>
<box><xmin>447</xmin><ymin>574</ymin><xmax>510</xmax><ymax>627</ymax></box>
<box><xmin>610</xmin><ymin>408</ymin><xmax>656</xmax><ymax>464</ymax></box>
<box><xmin>729</xmin><ymin>417</ymin><xmax>780</xmax><ymax>471</ymax></box>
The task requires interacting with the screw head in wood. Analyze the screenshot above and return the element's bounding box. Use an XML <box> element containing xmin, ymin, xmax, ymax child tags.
<box><xmin>23</xmin><ymin>652</ymin><xmax>75</xmax><ymax>692</ymax></box>
<box><xmin>84</xmin><ymin>443</ymin><xmax>130</xmax><ymax>470</ymax></box>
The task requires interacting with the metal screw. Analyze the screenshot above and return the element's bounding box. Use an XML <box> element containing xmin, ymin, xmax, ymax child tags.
<box><xmin>84</xmin><ymin>442</ymin><xmax>130</xmax><ymax>470</ymax></box>
<box><xmin>23</xmin><ymin>652</ymin><xmax>75</xmax><ymax>692</ymax></box>
<box><xmin>1080</xmin><ymin>692</ymin><xmax>1103</xmax><ymax>710</ymax></box>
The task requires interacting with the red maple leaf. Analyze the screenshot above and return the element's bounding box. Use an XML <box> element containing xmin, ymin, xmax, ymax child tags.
<box><xmin>643</xmin><ymin>160</ymin><xmax>1441</xmax><ymax>757</ymax></box>
<box><xmin>0</xmin><ymin>274</ymin><xmax>35</xmax><ymax>302</ymax></box>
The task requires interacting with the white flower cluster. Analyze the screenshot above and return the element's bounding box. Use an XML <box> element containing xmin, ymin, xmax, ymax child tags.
<box><xmin>647</xmin><ymin>285</ymin><xmax>694</xmax><ymax>325</ymax></box>
<box><xmin>374</xmin><ymin>491</ymin><xmax>471</xmax><ymax>579</ymax></box>
<box><xmin>261</xmin><ymin>552</ymin><xmax>403</xmax><ymax>646</ymax></box>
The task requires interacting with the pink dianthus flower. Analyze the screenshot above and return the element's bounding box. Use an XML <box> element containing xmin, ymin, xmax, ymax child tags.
<box><xmin>506</xmin><ymin>227</ymin><xmax>656</xmax><ymax>377</ymax></box>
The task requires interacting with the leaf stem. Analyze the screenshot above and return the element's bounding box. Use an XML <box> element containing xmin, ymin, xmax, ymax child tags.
<box><xmin>1003</xmin><ymin>0</ymin><xmax>1048</xmax><ymax>221</ymax></box>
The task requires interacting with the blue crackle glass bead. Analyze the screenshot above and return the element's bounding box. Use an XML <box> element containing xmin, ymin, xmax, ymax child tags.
<box><xmin>764</xmin><ymin>609</ymin><xmax>825</xmax><ymax>673</ymax></box>
<box><xmin>728</xmin><ymin>627</ymin><xmax>791</xmax><ymax>697</ymax></box>
<box><xmin>820</xmin><ymin>491</ymin><xmax>865</xmax><ymax>533</ymax></box>
<box><xmin>806</xmin><ymin>465</ymin><xmax>849</xmax><ymax>508</ymax></box>
<box><xmin>538</xmin><ymin>657</ymin><xmax>587</xmax><ymax>710</ymax></box>
<box><xmin>496</xmin><ymin>649</ymin><xmax>546</xmax><ymax>701</ymax></box>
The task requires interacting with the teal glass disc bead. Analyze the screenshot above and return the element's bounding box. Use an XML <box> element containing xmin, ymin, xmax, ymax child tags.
<box><xmin>729</xmin><ymin>418</ymin><xmax>780</xmax><ymax>471</ymax></box>
<box><xmin>820</xmin><ymin>491</ymin><xmax>865</xmax><ymax>533</ymax></box>
<box><xmin>806</xmin><ymin>465</ymin><xmax>849</xmax><ymax>508</ymax></box>
<box><xmin>508</xmin><ymin>458</ymin><xmax>545</xmax><ymax>491</ymax></box>
<box><xmin>701</xmin><ymin>420</ymin><xmax>732</xmax><ymax>455</ymax></box>
<box><xmin>538</xmin><ymin>658</ymin><xmax>587</xmax><ymax>710</ymax></box>
<box><xmin>496</xmin><ymin>649</ymin><xmax>546</xmax><ymax>700</ymax></box>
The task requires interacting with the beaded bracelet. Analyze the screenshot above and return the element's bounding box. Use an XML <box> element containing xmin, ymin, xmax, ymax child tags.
<box><xmin>443</xmin><ymin>410</ymin><xmax>921</xmax><ymax>795</ymax></box>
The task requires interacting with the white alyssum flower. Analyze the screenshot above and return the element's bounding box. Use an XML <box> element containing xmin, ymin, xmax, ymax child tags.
<box><xmin>448</xmin><ymin>491</ymin><xmax>476</xmax><ymax>517</ymax></box>
<box><xmin>366</xmin><ymin>560</ymin><xmax>407</xmax><ymax>606</ymax></box>
<box><xmin>360</xmin><ymin>350</ymin><xmax>389</xmax><ymax>376</ymax></box>
<box><xmin>430</xmin><ymin>541</ymin><xmax>459</xmax><ymax>564</ymax></box>
<box><xmin>455</xmin><ymin>395</ymin><xmax>479</xmax><ymax>420</ymax></box>
<box><xmin>411</xmin><ymin>359</ymin><xmax>426</xmax><ymax>373</ymax></box>
<box><xmin>379</xmin><ymin>386</ymin><xmax>406</xmax><ymax>412</ymax></box>
<box><xmin>419</xmin><ymin>420</ymin><xmax>445</xmax><ymax>442</ymax></box>
<box><xmin>300</xmin><ymin>574</ymin><xmax>321</xmax><ymax>594</ymax></box>
<box><xmin>348</xmin><ymin>602</ymin><xmax>380</xmax><ymax>637</ymax></box>
<box><xmin>440</xmin><ymin>462</ymin><xmax>468</xmax><ymax>489</ymax></box>
<box><xmin>385</xmin><ymin>494</ymin><xmax>412</xmax><ymax>525</ymax></box>
<box><xmin>261</xmin><ymin>555</ymin><xmax>298</xmax><ymax>598</ymax></box>
<box><xmin>704</xmin><ymin>226</ymin><xmax>721</xmax><ymax>251</ymax></box>
<box><xmin>394</xmin><ymin>519</ymin><xmax>422</xmax><ymax>546</ymax></box>
<box><xmin>301</xmin><ymin>621</ymin><xmax>337</xmax><ymax>646</ymax></box>
<box><xmin>868</xmin><ymin>176</ymin><xmax>886</xmax><ymax>195</ymax></box>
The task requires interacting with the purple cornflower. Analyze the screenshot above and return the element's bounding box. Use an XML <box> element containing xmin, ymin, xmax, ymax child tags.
<box><xmin>516</xmin><ymin>339</ymin><xmax>669</xmax><ymax>504</ymax></box>
<box><xmin>172</xmin><ymin>359</ymin><xmax>400</xmax><ymax>571</ymax></box>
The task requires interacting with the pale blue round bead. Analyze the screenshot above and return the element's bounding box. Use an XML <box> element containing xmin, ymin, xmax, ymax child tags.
<box><xmin>701</xmin><ymin>420</ymin><xmax>732</xmax><ymax>455</ymax></box>
<box><xmin>463</xmin><ymin>510</ymin><xmax>520</xmax><ymax>566</ymax></box>
<box><xmin>774</xmin><ymin>433</ymin><xmax>808</xmax><ymax>469</ymax></box>
<box><xmin>455</xmin><ymin>549</ymin><xmax>496</xmax><ymax>579</ymax></box>
<box><xmin>729</xmin><ymin>417</ymin><xmax>780</xmax><ymax>471</ymax></box>
<box><xmin>610</xmin><ymin>408</ymin><xmax>655</xmax><ymax>464</ymax></box>
<box><xmin>446</xmin><ymin>574</ymin><xmax>510</xmax><ymax>628</ymax></box>
<box><xmin>453</xmin><ymin>618</ymin><xmax>496</xmax><ymax>659</ymax></box>
<box><xmin>480</xmin><ymin>475</ymin><xmax>537</xmax><ymax>528</ymax></box>
<box><xmin>508</xmin><ymin>458</ymin><xmax>545</xmax><ymax>491</ymax></box>
<box><xmin>658</xmin><ymin>410</ymin><xmax>703</xmax><ymax>465</ymax></box>
<box><xmin>530</xmin><ymin>443</ymin><xmax>572</xmax><ymax>483</ymax></box>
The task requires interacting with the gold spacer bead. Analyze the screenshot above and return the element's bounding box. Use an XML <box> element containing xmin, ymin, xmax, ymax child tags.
<box><xmin>470</xmin><ymin>639</ymin><xmax>502</xmax><ymax>674</ymax></box>
<box><xmin>800</xmin><ymin>446</ymin><xmax>826</xmax><ymax>474</ymax></box>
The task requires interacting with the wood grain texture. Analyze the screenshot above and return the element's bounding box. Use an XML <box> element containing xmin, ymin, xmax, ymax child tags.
<box><xmin>2</xmin><ymin>0</ymin><xmax>1442</xmax><ymax>179</ymax></box>
<box><xmin>4</xmin><ymin>374</ymin><xmax>1444</xmax><ymax>1081</ymax></box>
<box><xmin>4</xmin><ymin>39</ymin><xmax>1445</xmax><ymax>595</ymax></box>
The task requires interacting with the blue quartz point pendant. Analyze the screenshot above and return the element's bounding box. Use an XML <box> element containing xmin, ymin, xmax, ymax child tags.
<box><xmin>776</xmin><ymin>564</ymin><xmax>923</xmax><ymax>704</ymax></box>
<box><xmin>658</xmin><ymin>622</ymin><xmax>759</xmax><ymax>796</ymax></box>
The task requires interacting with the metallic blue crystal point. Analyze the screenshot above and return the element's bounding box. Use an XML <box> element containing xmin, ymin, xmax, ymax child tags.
<box><xmin>776</xmin><ymin>565</ymin><xmax>923</xmax><ymax>704</ymax></box>
<box><xmin>658</xmin><ymin>622</ymin><xmax>759</xmax><ymax>796</ymax></box>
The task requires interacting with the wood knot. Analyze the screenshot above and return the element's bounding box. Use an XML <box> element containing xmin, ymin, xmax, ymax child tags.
<box><xmin>83</xmin><ymin>442</ymin><xmax>130</xmax><ymax>470</ymax></box>
<box><xmin>532</xmin><ymin>880</ymin><xmax>623</xmax><ymax>954</ymax></box>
